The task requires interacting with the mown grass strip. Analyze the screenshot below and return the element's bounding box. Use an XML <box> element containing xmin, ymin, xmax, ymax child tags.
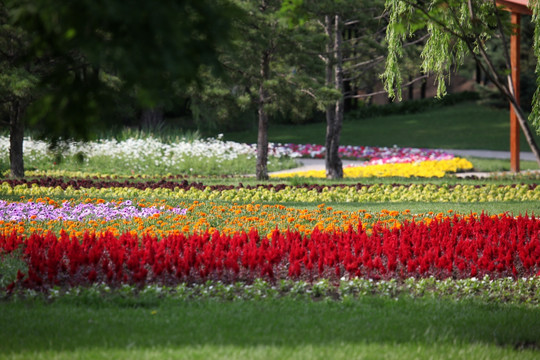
<box><xmin>0</xmin><ymin>296</ymin><xmax>539</xmax><ymax>360</ymax></box>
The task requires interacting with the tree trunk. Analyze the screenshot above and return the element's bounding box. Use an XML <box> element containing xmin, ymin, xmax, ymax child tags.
<box><xmin>408</xmin><ymin>75</ymin><xmax>414</xmax><ymax>100</ymax></box>
<box><xmin>475</xmin><ymin>62</ymin><xmax>482</xmax><ymax>84</ymax></box>
<box><xmin>481</xmin><ymin>67</ymin><xmax>540</xmax><ymax>166</ymax></box>
<box><xmin>326</xmin><ymin>14</ymin><xmax>343</xmax><ymax>179</ymax></box>
<box><xmin>470</xmin><ymin>54</ymin><xmax>540</xmax><ymax>166</ymax></box>
<box><xmin>9</xmin><ymin>100</ymin><xmax>25</xmax><ymax>178</ymax></box>
<box><xmin>256</xmin><ymin>49</ymin><xmax>270</xmax><ymax>181</ymax></box>
<box><xmin>140</xmin><ymin>107</ymin><xmax>164</xmax><ymax>132</ymax></box>
<box><xmin>324</xmin><ymin>16</ymin><xmax>335</xmax><ymax>179</ymax></box>
<box><xmin>509</xmin><ymin>98</ymin><xmax>540</xmax><ymax>167</ymax></box>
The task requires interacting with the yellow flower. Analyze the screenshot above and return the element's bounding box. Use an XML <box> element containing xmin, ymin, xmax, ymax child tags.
<box><xmin>271</xmin><ymin>158</ymin><xmax>473</xmax><ymax>178</ymax></box>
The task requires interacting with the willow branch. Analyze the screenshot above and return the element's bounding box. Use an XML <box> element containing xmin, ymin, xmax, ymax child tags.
<box><xmin>492</xmin><ymin>0</ymin><xmax>515</xmax><ymax>96</ymax></box>
<box><xmin>346</xmin><ymin>74</ymin><xmax>428</xmax><ymax>99</ymax></box>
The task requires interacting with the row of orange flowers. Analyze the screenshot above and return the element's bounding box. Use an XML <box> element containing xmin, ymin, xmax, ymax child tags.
<box><xmin>0</xmin><ymin>196</ymin><xmax>501</xmax><ymax>239</ymax></box>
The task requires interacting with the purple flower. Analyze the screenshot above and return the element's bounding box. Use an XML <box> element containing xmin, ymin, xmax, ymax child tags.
<box><xmin>0</xmin><ymin>200</ymin><xmax>188</xmax><ymax>222</ymax></box>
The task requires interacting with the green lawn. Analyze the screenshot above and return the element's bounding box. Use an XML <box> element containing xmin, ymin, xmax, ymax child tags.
<box><xmin>1</xmin><ymin>297</ymin><xmax>539</xmax><ymax>360</ymax></box>
<box><xmin>286</xmin><ymin>201</ymin><xmax>539</xmax><ymax>216</ymax></box>
<box><xmin>224</xmin><ymin>102</ymin><xmax>540</xmax><ymax>152</ymax></box>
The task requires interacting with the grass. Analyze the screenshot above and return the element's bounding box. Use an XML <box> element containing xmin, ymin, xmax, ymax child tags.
<box><xmin>285</xmin><ymin>201</ymin><xmax>539</xmax><ymax>216</ymax></box>
<box><xmin>468</xmin><ymin>157</ymin><xmax>539</xmax><ymax>172</ymax></box>
<box><xmin>0</xmin><ymin>297</ymin><xmax>539</xmax><ymax>359</ymax></box>
<box><xmin>223</xmin><ymin>102</ymin><xmax>540</xmax><ymax>152</ymax></box>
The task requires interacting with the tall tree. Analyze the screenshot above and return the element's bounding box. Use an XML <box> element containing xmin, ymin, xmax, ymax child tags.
<box><xmin>323</xmin><ymin>14</ymin><xmax>345</xmax><ymax>179</ymax></box>
<box><xmin>1</xmin><ymin>0</ymin><xmax>239</xmax><ymax>177</ymax></box>
<box><xmin>195</xmin><ymin>0</ymin><xmax>336</xmax><ymax>180</ymax></box>
<box><xmin>0</xmin><ymin>4</ymin><xmax>36</xmax><ymax>178</ymax></box>
<box><xmin>286</xmin><ymin>0</ymin><xmax>388</xmax><ymax>178</ymax></box>
<box><xmin>382</xmin><ymin>0</ymin><xmax>540</xmax><ymax>165</ymax></box>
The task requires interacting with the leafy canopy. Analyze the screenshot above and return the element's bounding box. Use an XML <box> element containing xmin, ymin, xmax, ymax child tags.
<box><xmin>4</xmin><ymin>0</ymin><xmax>240</xmax><ymax>140</ymax></box>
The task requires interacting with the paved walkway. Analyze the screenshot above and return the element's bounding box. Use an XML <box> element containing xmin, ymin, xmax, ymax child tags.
<box><xmin>441</xmin><ymin>149</ymin><xmax>536</xmax><ymax>161</ymax></box>
<box><xmin>270</xmin><ymin>149</ymin><xmax>538</xmax><ymax>177</ymax></box>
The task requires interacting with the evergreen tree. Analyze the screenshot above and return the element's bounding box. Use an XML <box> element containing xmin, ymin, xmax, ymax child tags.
<box><xmin>197</xmin><ymin>0</ymin><xmax>336</xmax><ymax>180</ymax></box>
<box><xmin>284</xmin><ymin>0</ymin><xmax>388</xmax><ymax>179</ymax></box>
<box><xmin>0</xmin><ymin>4</ymin><xmax>39</xmax><ymax>178</ymax></box>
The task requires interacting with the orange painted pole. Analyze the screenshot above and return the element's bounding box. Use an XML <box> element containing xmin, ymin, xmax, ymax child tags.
<box><xmin>510</xmin><ymin>12</ymin><xmax>520</xmax><ymax>173</ymax></box>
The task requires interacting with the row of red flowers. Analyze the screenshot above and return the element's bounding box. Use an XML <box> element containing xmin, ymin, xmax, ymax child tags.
<box><xmin>2</xmin><ymin>214</ymin><xmax>539</xmax><ymax>291</ymax></box>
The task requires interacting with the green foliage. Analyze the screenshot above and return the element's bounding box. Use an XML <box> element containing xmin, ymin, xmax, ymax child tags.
<box><xmin>189</xmin><ymin>0</ymin><xmax>338</xmax><ymax>132</ymax></box>
<box><xmin>279</xmin><ymin>0</ymin><xmax>309</xmax><ymax>26</ymax></box>
<box><xmin>109</xmin><ymin>127</ymin><xmax>202</xmax><ymax>144</ymax></box>
<box><xmin>0</xmin><ymin>248</ymin><xmax>27</xmax><ymax>289</ymax></box>
<box><xmin>0</xmin><ymin>68</ymin><xmax>37</xmax><ymax>100</ymax></box>
<box><xmin>0</xmin><ymin>4</ymin><xmax>37</xmax><ymax>125</ymax></box>
<box><xmin>4</xmin><ymin>277</ymin><xmax>540</xmax><ymax>305</ymax></box>
<box><xmin>3</xmin><ymin>0</ymin><xmax>240</xmax><ymax>141</ymax></box>
<box><xmin>383</xmin><ymin>0</ymin><xmax>540</xmax><ymax>133</ymax></box>
<box><xmin>188</xmin><ymin>70</ymin><xmax>258</xmax><ymax>133</ymax></box>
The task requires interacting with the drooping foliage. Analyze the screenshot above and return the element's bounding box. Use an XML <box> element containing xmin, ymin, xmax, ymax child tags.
<box><xmin>383</xmin><ymin>0</ymin><xmax>540</xmax><ymax>132</ymax></box>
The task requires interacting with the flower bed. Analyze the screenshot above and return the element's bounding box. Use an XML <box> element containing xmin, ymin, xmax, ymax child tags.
<box><xmin>1</xmin><ymin>213</ymin><xmax>539</xmax><ymax>293</ymax></box>
<box><xmin>0</xmin><ymin>198</ymin><xmax>492</xmax><ymax>238</ymax></box>
<box><xmin>0</xmin><ymin>193</ymin><xmax>539</xmax><ymax>293</ymax></box>
<box><xmin>272</xmin><ymin>158</ymin><xmax>473</xmax><ymax>178</ymax></box>
<box><xmin>1</xmin><ymin>179</ymin><xmax>538</xmax><ymax>202</ymax></box>
<box><xmin>1</xmin><ymin>136</ymin><xmax>466</xmax><ymax>177</ymax></box>
<box><xmin>0</xmin><ymin>135</ymin><xmax>455</xmax><ymax>163</ymax></box>
<box><xmin>277</xmin><ymin>143</ymin><xmax>455</xmax><ymax>164</ymax></box>
<box><xmin>0</xmin><ymin>199</ymin><xmax>186</xmax><ymax>222</ymax></box>
<box><xmin>0</xmin><ymin>137</ymin><xmax>538</xmax><ymax>299</ymax></box>
<box><xmin>0</xmin><ymin>135</ymin><xmax>257</xmax><ymax>166</ymax></box>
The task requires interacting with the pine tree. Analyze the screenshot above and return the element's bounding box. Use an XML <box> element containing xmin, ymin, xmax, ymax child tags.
<box><xmin>287</xmin><ymin>0</ymin><xmax>388</xmax><ymax>178</ymax></box>
<box><xmin>197</xmin><ymin>0</ymin><xmax>337</xmax><ymax>180</ymax></box>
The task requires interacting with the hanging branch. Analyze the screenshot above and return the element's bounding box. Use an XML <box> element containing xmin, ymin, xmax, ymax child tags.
<box><xmin>383</xmin><ymin>0</ymin><xmax>540</xmax><ymax>165</ymax></box>
<box><xmin>465</xmin><ymin>0</ymin><xmax>540</xmax><ymax>165</ymax></box>
<box><xmin>346</xmin><ymin>74</ymin><xmax>428</xmax><ymax>99</ymax></box>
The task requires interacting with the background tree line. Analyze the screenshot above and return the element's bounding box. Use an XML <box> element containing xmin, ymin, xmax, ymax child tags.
<box><xmin>2</xmin><ymin>0</ymin><xmax>539</xmax><ymax>180</ymax></box>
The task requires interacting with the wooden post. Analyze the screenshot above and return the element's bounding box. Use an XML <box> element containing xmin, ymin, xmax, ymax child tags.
<box><xmin>510</xmin><ymin>12</ymin><xmax>520</xmax><ymax>173</ymax></box>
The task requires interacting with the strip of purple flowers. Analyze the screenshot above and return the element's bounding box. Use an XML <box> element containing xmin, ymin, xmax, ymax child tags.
<box><xmin>0</xmin><ymin>200</ymin><xmax>187</xmax><ymax>222</ymax></box>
